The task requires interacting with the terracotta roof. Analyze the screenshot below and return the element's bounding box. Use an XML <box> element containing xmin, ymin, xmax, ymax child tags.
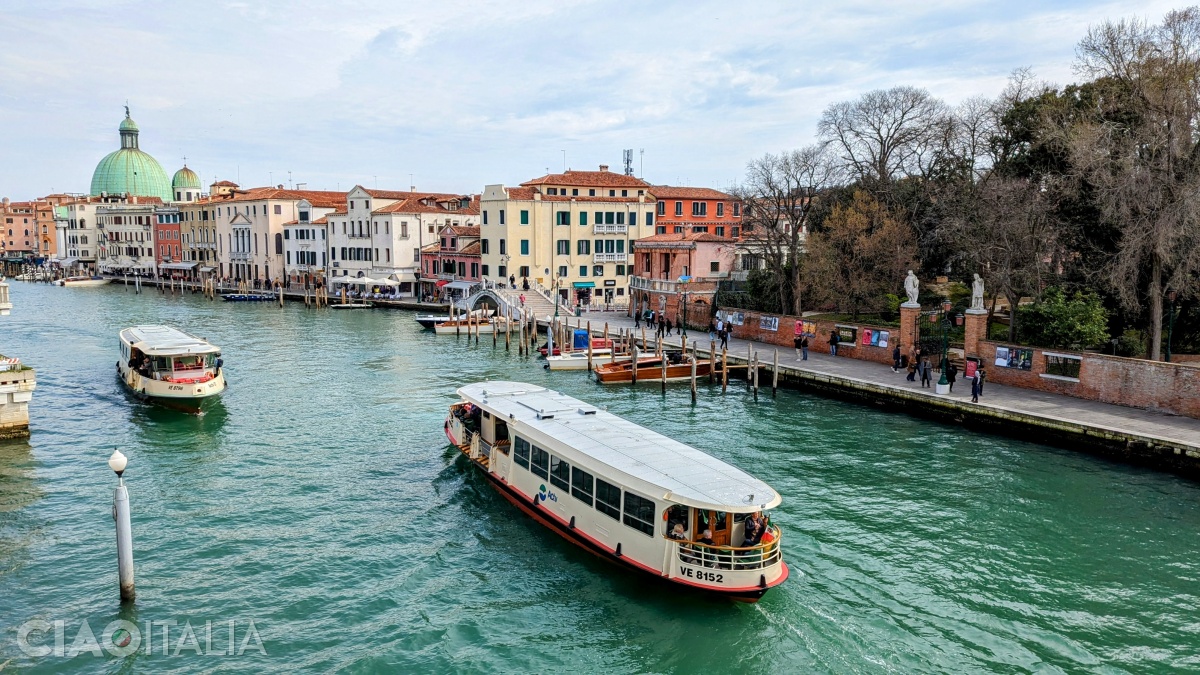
<box><xmin>216</xmin><ymin>188</ymin><xmax>346</xmax><ymax>209</ymax></box>
<box><xmin>372</xmin><ymin>195</ymin><xmax>477</xmax><ymax>216</ymax></box>
<box><xmin>633</xmin><ymin>232</ymin><xmax>734</xmax><ymax>246</ymax></box>
<box><xmin>420</xmin><ymin>242</ymin><xmax>441</xmax><ymax>253</ymax></box>
<box><xmin>458</xmin><ymin>241</ymin><xmax>482</xmax><ymax>255</ymax></box>
<box><xmin>443</xmin><ymin>225</ymin><xmax>480</xmax><ymax>237</ymax></box>
<box><xmin>494</xmin><ymin>186</ymin><xmax>641</xmax><ymax>203</ymax></box>
<box><xmin>650</xmin><ymin>186</ymin><xmax>734</xmax><ymax>200</ymax></box>
<box><xmin>313</xmin><ymin>216</ymin><xmax>328</xmax><ymax>224</ymax></box>
<box><xmin>521</xmin><ymin>169</ymin><xmax>650</xmax><ymax>189</ymax></box>
<box><xmin>211</xmin><ymin>180</ymin><xmax>239</xmax><ymax>187</ymax></box>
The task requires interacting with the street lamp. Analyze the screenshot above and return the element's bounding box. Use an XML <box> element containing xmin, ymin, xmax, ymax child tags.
<box><xmin>1166</xmin><ymin>288</ymin><xmax>1179</xmax><ymax>362</ymax></box>
<box><xmin>107</xmin><ymin>449</ymin><xmax>135</xmax><ymax>602</ymax></box>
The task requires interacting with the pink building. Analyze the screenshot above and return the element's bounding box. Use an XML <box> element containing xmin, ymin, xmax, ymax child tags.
<box><xmin>629</xmin><ymin>232</ymin><xmax>736</xmax><ymax>327</ymax></box>
<box><xmin>420</xmin><ymin>225</ymin><xmax>482</xmax><ymax>300</ymax></box>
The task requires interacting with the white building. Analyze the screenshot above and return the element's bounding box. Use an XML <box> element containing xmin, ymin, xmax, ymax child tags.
<box><xmin>283</xmin><ymin>199</ymin><xmax>340</xmax><ymax>284</ymax></box>
<box><xmin>325</xmin><ymin>186</ymin><xmax>477</xmax><ymax>297</ymax></box>
<box><xmin>95</xmin><ymin>197</ymin><xmax>163</xmax><ymax>274</ymax></box>
<box><xmin>211</xmin><ymin>186</ymin><xmax>345</xmax><ymax>282</ymax></box>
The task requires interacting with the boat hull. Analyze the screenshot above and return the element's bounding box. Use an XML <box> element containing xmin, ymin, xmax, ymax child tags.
<box><xmin>595</xmin><ymin>359</ymin><xmax>713</xmax><ymax>384</ymax></box>
<box><xmin>55</xmin><ymin>277</ymin><xmax>110</xmax><ymax>287</ymax></box>
<box><xmin>117</xmin><ymin>362</ymin><xmax>225</xmax><ymax>412</ymax></box>
<box><xmin>544</xmin><ymin>352</ymin><xmax>623</xmax><ymax>370</ymax></box>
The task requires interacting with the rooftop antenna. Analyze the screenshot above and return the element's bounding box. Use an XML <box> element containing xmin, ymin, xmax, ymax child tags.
<box><xmin>288</xmin><ymin>171</ymin><xmax>293</xmax><ymax>190</ymax></box>
<box><xmin>410</xmin><ymin>173</ymin><xmax>414</xmax><ymax>192</ymax></box>
<box><xmin>640</xmin><ymin>149</ymin><xmax>644</xmax><ymax>179</ymax></box>
<box><xmin>623</xmin><ymin>149</ymin><xmax>634</xmax><ymax>176</ymax></box>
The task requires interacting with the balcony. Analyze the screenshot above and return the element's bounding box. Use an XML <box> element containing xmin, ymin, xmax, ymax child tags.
<box><xmin>230</xmin><ymin>251</ymin><xmax>250</xmax><ymax>261</ymax></box>
<box><xmin>593</xmin><ymin>253</ymin><xmax>627</xmax><ymax>263</ymax></box>
<box><xmin>593</xmin><ymin>223</ymin><xmax>627</xmax><ymax>234</ymax></box>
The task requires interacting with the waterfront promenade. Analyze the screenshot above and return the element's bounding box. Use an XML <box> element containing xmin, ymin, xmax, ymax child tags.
<box><xmin>568</xmin><ymin>309</ymin><xmax>1200</xmax><ymax>471</ymax></box>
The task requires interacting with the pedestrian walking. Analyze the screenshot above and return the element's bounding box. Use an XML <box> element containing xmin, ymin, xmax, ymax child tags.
<box><xmin>970</xmin><ymin>371</ymin><xmax>981</xmax><ymax>403</ymax></box>
<box><xmin>829</xmin><ymin>330</ymin><xmax>840</xmax><ymax>356</ymax></box>
<box><xmin>946</xmin><ymin>361</ymin><xmax>958</xmax><ymax>392</ymax></box>
<box><xmin>664</xmin><ymin>316</ymin><xmax>673</xmax><ymax>336</ymax></box>
<box><xmin>920</xmin><ymin>358</ymin><xmax>932</xmax><ymax>388</ymax></box>
<box><xmin>509</xmin><ymin>274</ymin><xmax>516</xmax><ymax>288</ymax></box>
<box><xmin>720</xmin><ymin>327</ymin><xmax>729</xmax><ymax>349</ymax></box>
<box><xmin>794</xmin><ymin>333</ymin><xmax>804</xmax><ymax>359</ymax></box>
<box><xmin>708</xmin><ymin>320</ymin><xmax>716</xmax><ymax>343</ymax></box>
<box><xmin>800</xmin><ymin>334</ymin><xmax>809</xmax><ymax>361</ymax></box>
<box><xmin>892</xmin><ymin>344</ymin><xmax>902</xmax><ymax>372</ymax></box>
<box><xmin>519</xmin><ymin>293</ymin><xmax>526</xmax><ymax>307</ymax></box>
<box><xmin>634</xmin><ymin>310</ymin><xmax>641</xmax><ymax>328</ymax></box>
<box><xmin>977</xmin><ymin>367</ymin><xmax>986</xmax><ymax>396</ymax></box>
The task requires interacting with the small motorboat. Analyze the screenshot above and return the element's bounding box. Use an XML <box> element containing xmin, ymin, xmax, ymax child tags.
<box><xmin>593</xmin><ymin>352</ymin><xmax>712</xmax><ymax>384</ymax></box>
<box><xmin>538</xmin><ymin>338</ymin><xmax>613</xmax><ymax>357</ymax></box>
<box><xmin>220</xmin><ymin>293</ymin><xmax>277</xmax><ymax>302</ymax></box>
<box><xmin>55</xmin><ymin>275</ymin><xmax>111</xmax><ymax>287</ymax></box>
<box><xmin>544</xmin><ymin>349</ymin><xmax>626</xmax><ymax>370</ymax></box>
<box><xmin>433</xmin><ymin>317</ymin><xmax>508</xmax><ymax>335</ymax></box>
<box><xmin>331</xmin><ymin>303</ymin><xmax>373</xmax><ymax>309</ymax></box>
<box><xmin>417</xmin><ymin>308</ymin><xmax>494</xmax><ymax>329</ymax></box>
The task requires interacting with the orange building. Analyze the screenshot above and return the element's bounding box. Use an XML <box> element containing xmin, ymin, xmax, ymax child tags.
<box><xmin>649</xmin><ymin>186</ymin><xmax>741</xmax><ymax>238</ymax></box>
<box><xmin>1</xmin><ymin>198</ymin><xmax>57</xmax><ymax>259</ymax></box>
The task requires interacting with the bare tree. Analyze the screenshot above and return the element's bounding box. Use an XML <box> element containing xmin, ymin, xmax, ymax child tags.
<box><xmin>805</xmin><ymin>191</ymin><xmax>918</xmax><ymax>319</ymax></box>
<box><xmin>733</xmin><ymin>145</ymin><xmax>839</xmax><ymax>315</ymax></box>
<box><xmin>1067</xmin><ymin>7</ymin><xmax>1200</xmax><ymax>359</ymax></box>
<box><xmin>817</xmin><ymin>86</ymin><xmax>952</xmax><ymax>185</ymax></box>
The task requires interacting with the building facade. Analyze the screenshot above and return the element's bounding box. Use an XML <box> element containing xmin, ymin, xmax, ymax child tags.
<box><xmin>629</xmin><ymin>232</ymin><xmax>736</xmax><ymax>326</ymax></box>
<box><xmin>420</xmin><ymin>225</ymin><xmax>482</xmax><ymax>294</ymax></box>
<box><xmin>0</xmin><ymin>199</ymin><xmax>56</xmax><ymax>259</ymax></box>
<box><xmin>650</xmin><ymin>186</ymin><xmax>741</xmax><ymax>237</ymax></box>
<box><xmin>211</xmin><ymin>187</ymin><xmax>345</xmax><ymax>282</ymax></box>
<box><xmin>479</xmin><ymin>166</ymin><xmax>655</xmax><ymax>307</ymax></box>
<box><xmin>95</xmin><ymin>197</ymin><xmax>163</xmax><ymax>274</ymax></box>
<box><xmin>154</xmin><ymin>206</ymin><xmax>181</xmax><ymax>268</ymax></box>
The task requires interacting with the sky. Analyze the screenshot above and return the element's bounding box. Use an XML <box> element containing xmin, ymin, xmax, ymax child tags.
<box><xmin>0</xmin><ymin>0</ymin><xmax>1184</xmax><ymax>198</ymax></box>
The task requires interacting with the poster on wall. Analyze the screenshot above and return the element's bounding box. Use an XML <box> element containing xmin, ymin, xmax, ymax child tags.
<box><xmin>861</xmin><ymin>329</ymin><xmax>873</xmax><ymax>346</ymax></box>
<box><xmin>803</xmin><ymin>321</ymin><xmax>817</xmax><ymax>336</ymax></box>
<box><xmin>878</xmin><ymin>331</ymin><xmax>890</xmax><ymax>348</ymax></box>
<box><xmin>994</xmin><ymin>346</ymin><xmax>1011</xmax><ymax>367</ymax></box>
<box><xmin>794</xmin><ymin>320</ymin><xmax>804</xmax><ymax>336</ymax></box>
<box><xmin>733</xmin><ymin>311</ymin><xmax>745</xmax><ymax>326</ymax></box>
<box><xmin>759</xmin><ymin>316</ymin><xmax>780</xmax><ymax>332</ymax></box>
<box><xmin>870</xmin><ymin>330</ymin><xmax>882</xmax><ymax>347</ymax></box>
<box><xmin>836</xmin><ymin>325</ymin><xmax>857</xmax><ymax>346</ymax></box>
<box><xmin>1015</xmin><ymin>348</ymin><xmax>1033</xmax><ymax>370</ymax></box>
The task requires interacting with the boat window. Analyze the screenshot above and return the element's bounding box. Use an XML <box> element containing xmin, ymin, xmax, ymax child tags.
<box><xmin>513</xmin><ymin>437</ymin><xmax>530</xmax><ymax>469</ymax></box>
<box><xmin>666</xmin><ymin>505</ymin><xmax>690</xmax><ymax>535</ymax></box>
<box><xmin>549</xmin><ymin>456</ymin><xmax>570</xmax><ymax>491</ymax></box>
<box><xmin>622</xmin><ymin>492</ymin><xmax>656</xmax><ymax>537</ymax></box>
<box><xmin>570</xmin><ymin>467</ymin><xmax>593</xmax><ymax>506</ymax></box>
<box><xmin>594</xmin><ymin>478</ymin><xmax>621</xmax><ymax>520</ymax></box>
<box><xmin>530</xmin><ymin>446</ymin><xmax>549</xmax><ymax>479</ymax></box>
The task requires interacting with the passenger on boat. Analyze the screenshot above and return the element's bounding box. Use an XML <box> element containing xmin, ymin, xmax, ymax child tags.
<box><xmin>741</xmin><ymin>512</ymin><xmax>763</xmax><ymax>547</ymax></box>
<box><xmin>669</xmin><ymin>523</ymin><xmax>687</xmax><ymax>541</ymax></box>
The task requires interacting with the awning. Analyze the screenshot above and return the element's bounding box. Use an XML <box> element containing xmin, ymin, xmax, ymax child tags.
<box><xmin>435</xmin><ymin>280</ymin><xmax>450</xmax><ymax>287</ymax></box>
<box><xmin>55</xmin><ymin>257</ymin><xmax>80</xmax><ymax>266</ymax></box>
<box><xmin>573</xmin><ymin>282</ymin><xmax>596</xmax><ymax>288</ymax></box>
<box><xmin>199</xmin><ymin>266</ymin><xmax>216</xmax><ymax>273</ymax></box>
<box><xmin>444</xmin><ymin>280</ymin><xmax>476</xmax><ymax>292</ymax></box>
<box><xmin>160</xmin><ymin>262</ymin><xmax>198</xmax><ymax>271</ymax></box>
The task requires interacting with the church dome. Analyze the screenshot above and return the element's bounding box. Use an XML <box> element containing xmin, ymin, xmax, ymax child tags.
<box><xmin>90</xmin><ymin>108</ymin><xmax>172</xmax><ymax>202</ymax></box>
<box><xmin>172</xmin><ymin>165</ymin><xmax>200</xmax><ymax>190</ymax></box>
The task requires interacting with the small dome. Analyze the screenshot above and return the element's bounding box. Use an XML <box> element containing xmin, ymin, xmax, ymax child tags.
<box><xmin>119</xmin><ymin>116</ymin><xmax>139</xmax><ymax>133</ymax></box>
<box><xmin>172</xmin><ymin>165</ymin><xmax>200</xmax><ymax>189</ymax></box>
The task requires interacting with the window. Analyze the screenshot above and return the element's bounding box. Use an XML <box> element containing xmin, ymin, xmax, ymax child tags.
<box><xmin>657</xmin><ymin>202</ymin><xmax>665</xmax><ymax>216</ymax></box>
<box><xmin>710</xmin><ymin>261</ymin><xmax>720</xmax><ymax>273</ymax></box>
<box><xmin>497</xmin><ymin>265</ymin><xmax>507</xmax><ymax>278</ymax></box>
<box><xmin>715</xmin><ymin>226</ymin><xmax>725</xmax><ymax>237</ymax></box>
<box><xmin>593</xmin><ymin>265</ymin><xmax>603</xmax><ymax>277</ymax></box>
<box><xmin>514</xmin><ymin>437</ymin><xmax>530</xmax><ymax>469</ymax></box>
<box><xmin>572</xmin><ymin>188</ymin><xmax>579</xmax><ymax>196</ymax></box>
<box><xmin>609</xmin><ymin>190</ymin><xmax>616</xmax><ymax>197</ymax></box>
<box><xmin>274</xmin><ymin>204</ymin><xmax>282</xmax><ymax>215</ymax></box>
<box><xmin>458</xmin><ymin>262</ymin><xmax>466</xmax><ymax>277</ymax></box>
<box><xmin>731</xmin><ymin>226</ymin><xmax>740</xmax><ymax>238</ymax></box>
<box><xmin>499</xmin><ymin>239</ymin><xmax>506</xmax><ymax>255</ymax></box>
<box><xmin>646</xmin><ymin>213</ymin><xmax>654</xmax><ymax>228</ymax></box>
<box><xmin>549</xmin><ymin>456</ymin><xmax>570</xmax><ymax>491</ymax></box>
<box><xmin>349</xmin><ymin>201</ymin><xmax>355</xmax><ymax>210</ymax></box>
<box><xmin>621</xmin><ymin>189</ymin><xmax>628</xmax><ymax>197</ymax></box>
<box><xmin>579</xmin><ymin>266</ymin><xmax>588</xmax><ymax>277</ymax></box>
<box><xmin>605</xmin><ymin>212</ymin><xmax>615</xmax><ymax>225</ymax></box>
<box><xmin>516</xmin><ymin>210</ymin><xmax>527</xmax><ymax>225</ymax></box>
<box><xmin>556</xmin><ymin>240</ymin><xmax>569</xmax><ymax>255</ymax></box>
<box><xmin>595</xmin><ymin>239</ymin><xmax>604</xmax><ymax>253</ymax></box>
<box><xmin>717</xmin><ymin>202</ymin><xmax>724</xmax><ymax>217</ymax></box>
<box><xmin>481</xmin><ymin>239</ymin><xmax>489</xmax><ymax>254</ymax></box>
<box><xmin>577</xmin><ymin>240</ymin><xmax>590</xmax><ymax>255</ymax></box>
<box><xmin>547</xmin><ymin>188</ymin><xmax>558</xmax><ymax>195</ymax></box>
<box><xmin>401</xmin><ymin>222</ymin><xmax>408</xmax><ymax>238</ymax></box>
<box><xmin>630</xmin><ymin>212</ymin><xmax>637</xmax><ymax>227</ymax></box>
<box><xmin>520</xmin><ymin>239</ymin><xmax>529</xmax><ymax>255</ymax></box>
<box><xmin>530</xmin><ymin>446</ymin><xmax>549</xmax><ymax>479</ymax></box>
<box><xmin>556</xmin><ymin>211</ymin><xmax>570</xmax><ymax>226</ymax></box>
<box><xmin>692</xmin><ymin>226</ymin><xmax>708</xmax><ymax>233</ymax></box>
<box><xmin>519</xmin><ymin>265</ymin><xmax>529</xmax><ymax>277</ymax></box>
<box><xmin>558</xmin><ymin>265</ymin><xmax>568</xmax><ymax>278</ymax></box>
<box><xmin>588</xmin><ymin>189</ymin><xmax>596</xmax><ymax>196</ymax></box>
<box><xmin>622</xmin><ymin>492</ymin><xmax>655</xmax><ymax>536</ymax></box>
<box><xmin>571</xmin><ymin>467</ymin><xmax>594</xmax><ymax>505</ymax></box>
<box><xmin>616</xmin><ymin>212</ymin><xmax>625</xmax><ymax>225</ymax></box>
<box><xmin>284</xmin><ymin>229</ymin><xmax>291</xmax><ymax>240</ymax></box>
<box><xmin>616</xmin><ymin>264</ymin><xmax>625</xmax><ymax>275</ymax></box>
<box><xmin>470</xmin><ymin>262</ymin><xmax>477</xmax><ymax>277</ymax></box>
<box><xmin>579</xmin><ymin>211</ymin><xmax>587</xmax><ymax>226</ymax></box>
<box><xmin>483</xmin><ymin>211</ymin><xmax>488</xmax><ymax>225</ymax></box>
<box><xmin>675</xmin><ymin>201</ymin><xmax>683</xmax><ymax>216</ymax></box>
<box><xmin>499</xmin><ymin>209</ymin><xmax>506</xmax><ymax>225</ymax></box>
<box><xmin>482</xmin><ymin>265</ymin><xmax>489</xmax><ymax>276</ymax></box>
<box><xmin>694</xmin><ymin>202</ymin><xmax>708</xmax><ymax>216</ymax></box>
<box><xmin>616</xmin><ymin>240</ymin><xmax>624</xmax><ymax>253</ymax></box>
<box><xmin>733</xmin><ymin>203</ymin><xmax>741</xmax><ymax>216</ymax></box>
<box><xmin>595</xmin><ymin>478</ymin><xmax>621</xmax><ymax>520</ymax></box>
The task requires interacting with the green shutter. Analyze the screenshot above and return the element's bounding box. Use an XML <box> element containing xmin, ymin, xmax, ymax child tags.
<box><xmin>580</xmin><ymin>211</ymin><xmax>588</xmax><ymax>226</ymax></box>
<box><xmin>520</xmin><ymin>210</ymin><xmax>529</xmax><ymax>225</ymax></box>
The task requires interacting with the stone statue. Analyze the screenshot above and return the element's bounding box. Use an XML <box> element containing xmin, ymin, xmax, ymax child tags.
<box><xmin>903</xmin><ymin>270</ymin><xmax>920</xmax><ymax>306</ymax></box>
<box><xmin>971</xmin><ymin>273</ymin><xmax>985</xmax><ymax>311</ymax></box>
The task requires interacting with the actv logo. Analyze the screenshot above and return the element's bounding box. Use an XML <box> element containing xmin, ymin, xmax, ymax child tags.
<box><xmin>15</xmin><ymin>618</ymin><xmax>266</xmax><ymax>658</ymax></box>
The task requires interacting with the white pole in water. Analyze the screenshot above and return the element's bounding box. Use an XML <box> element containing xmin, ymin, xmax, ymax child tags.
<box><xmin>108</xmin><ymin>449</ymin><xmax>135</xmax><ymax>602</ymax></box>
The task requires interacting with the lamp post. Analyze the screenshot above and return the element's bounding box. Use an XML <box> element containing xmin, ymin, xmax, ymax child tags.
<box><xmin>1165</xmin><ymin>288</ymin><xmax>1179</xmax><ymax>362</ymax></box>
<box><xmin>108</xmin><ymin>449</ymin><xmax>135</xmax><ymax>602</ymax></box>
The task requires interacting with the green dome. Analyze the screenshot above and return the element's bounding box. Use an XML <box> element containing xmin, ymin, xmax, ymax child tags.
<box><xmin>90</xmin><ymin>109</ymin><xmax>172</xmax><ymax>202</ymax></box>
<box><xmin>172</xmin><ymin>165</ymin><xmax>200</xmax><ymax>189</ymax></box>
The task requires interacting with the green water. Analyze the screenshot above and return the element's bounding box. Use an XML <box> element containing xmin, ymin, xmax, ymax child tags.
<box><xmin>0</xmin><ymin>282</ymin><xmax>1197</xmax><ymax>673</ymax></box>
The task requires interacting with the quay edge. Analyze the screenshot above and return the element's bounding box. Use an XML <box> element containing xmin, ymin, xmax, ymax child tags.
<box><xmin>0</xmin><ymin>367</ymin><xmax>36</xmax><ymax>440</ymax></box>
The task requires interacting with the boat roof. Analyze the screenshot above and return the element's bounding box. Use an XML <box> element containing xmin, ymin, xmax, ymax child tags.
<box><xmin>456</xmin><ymin>381</ymin><xmax>781</xmax><ymax>513</ymax></box>
<box><xmin>120</xmin><ymin>325</ymin><xmax>220</xmax><ymax>356</ymax></box>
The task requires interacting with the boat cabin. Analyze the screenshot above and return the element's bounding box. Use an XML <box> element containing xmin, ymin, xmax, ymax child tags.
<box><xmin>119</xmin><ymin>326</ymin><xmax>222</xmax><ymax>383</ymax></box>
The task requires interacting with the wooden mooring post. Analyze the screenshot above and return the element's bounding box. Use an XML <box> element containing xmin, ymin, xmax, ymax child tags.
<box><xmin>722</xmin><ymin>346</ymin><xmax>728</xmax><ymax>393</ymax></box>
<box><xmin>690</xmin><ymin>345</ymin><xmax>698</xmax><ymax>404</ymax></box>
<box><xmin>660</xmin><ymin>349</ymin><xmax>667</xmax><ymax>394</ymax></box>
<box><xmin>631</xmin><ymin>341</ymin><xmax>639</xmax><ymax>384</ymax></box>
<box><xmin>772</xmin><ymin>348</ymin><xmax>779</xmax><ymax>398</ymax></box>
<box><xmin>709</xmin><ymin>341</ymin><xmax>716</xmax><ymax>384</ymax></box>
<box><xmin>587</xmin><ymin>321</ymin><xmax>594</xmax><ymax>372</ymax></box>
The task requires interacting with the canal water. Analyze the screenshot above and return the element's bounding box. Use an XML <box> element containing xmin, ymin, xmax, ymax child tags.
<box><xmin>1</xmin><ymin>282</ymin><xmax>1198</xmax><ymax>673</ymax></box>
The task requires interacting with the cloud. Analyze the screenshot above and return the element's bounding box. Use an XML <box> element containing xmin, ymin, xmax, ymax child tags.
<box><xmin>0</xmin><ymin>0</ymin><xmax>1186</xmax><ymax>197</ymax></box>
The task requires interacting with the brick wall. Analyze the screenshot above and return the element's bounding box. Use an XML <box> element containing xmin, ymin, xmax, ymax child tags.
<box><xmin>979</xmin><ymin>340</ymin><xmax>1200</xmax><ymax>418</ymax></box>
<box><xmin>719</xmin><ymin>308</ymin><xmax>899</xmax><ymax>366</ymax></box>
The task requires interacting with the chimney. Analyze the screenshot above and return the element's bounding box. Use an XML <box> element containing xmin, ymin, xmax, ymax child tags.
<box><xmin>599</xmin><ymin>165</ymin><xmax>609</xmax><ymax>172</ymax></box>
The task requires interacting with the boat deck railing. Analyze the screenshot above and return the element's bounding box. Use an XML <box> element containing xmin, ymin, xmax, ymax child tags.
<box><xmin>673</xmin><ymin>526</ymin><xmax>782</xmax><ymax>571</ymax></box>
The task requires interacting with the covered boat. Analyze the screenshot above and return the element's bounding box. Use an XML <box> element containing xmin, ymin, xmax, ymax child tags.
<box><xmin>593</xmin><ymin>352</ymin><xmax>712</xmax><ymax>384</ymax></box>
<box><xmin>117</xmin><ymin>325</ymin><xmax>225</xmax><ymax>412</ymax></box>
<box><xmin>446</xmin><ymin>382</ymin><xmax>787</xmax><ymax>601</ymax></box>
